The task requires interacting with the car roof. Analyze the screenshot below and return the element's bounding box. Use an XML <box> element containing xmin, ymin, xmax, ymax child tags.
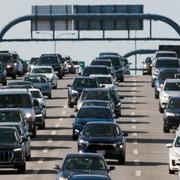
<box><xmin>0</xmin><ymin>122</ymin><xmax>22</xmax><ymax>126</ymax></box>
<box><xmin>86</xmin><ymin>121</ymin><xmax>117</xmax><ymax>126</ymax></box>
<box><xmin>83</xmin><ymin>88</ymin><xmax>110</xmax><ymax>92</ymax></box>
<box><xmin>29</xmin><ymin>88</ymin><xmax>41</xmax><ymax>92</ymax></box>
<box><xmin>8</xmin><ymin>80</ymin><xmax>33</xmax><ymax>84</ymax></box>
<box><xmin>165</xmin><ymin>79</ymin><xmax>180</xmax><ymax>83</ymax></box>
<box><xmin>156</xmin><ymin>50</ymin><xmax>177</xmax><ymax>54</ymax></box>
<box><xmin>155</xmin><ymin>57</ymin><xmax>179</xmax><ymax>61</ymax></box>
<box><xmin>74</xmin><ymin>76</ymin><xmax>97</xmax><ymax>80</ymax></box>
<box><xmin>0</xmin><ymin>88</ymin><xmax>29</xmax><ymax>94</ymax></box>
<box><xmin>79</xmin><ymin>106</ymin><xmax>110</xmax><ymax>110</ymax></box>
<box><xmin>89</xmin><ymin>74</ymin><xmax>112</xmax><ymax>78</ymax></box>
<box><xmin>170</xmin><ymin>96</ymin><xmax>180</xmax><ymax>99</ymax></box>
<box><xmin>159</xmin><ymin>68</ymin><xmax>180</xmax><ymax>72</ymax></box>
<box><xmin>32</xmin><ymin>66</ymin><xmax>53</xmax><ymax>69</ymax></box>
<box><xmin>84</xmin><ymin>65</ymin><xmax>108</xmax><ymax>68</ymax></box>
<box><xmin>69</xmin><ymin>174</ymin><xmax>109</xmax><ymax>179</ymax></box>
<box><xmin>0</xmin><ymin>126</ymin><xmax>17</xmax><ymax>131</ymax></box>
<box><xmin>0</xmin><ymin>108</ymin><xmax>21</xmax><ymax>112</ymax></box>
<box><xmin>65</xmin><ymin>153</ymin><xmax>104</xmax><ymax>158</ymax></box>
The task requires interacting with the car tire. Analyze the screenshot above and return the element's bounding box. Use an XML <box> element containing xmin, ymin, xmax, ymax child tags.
<box><xmin>159</xmin><ymin>104</ymin><xmax>163</xmax><ymax>113</ymax></box>
<box><xmin>26</xmin><ymin>154</ymin><xmax>31</xmax><ymax>161</ymax></box>
<box><xmin>12</xmin><ymin>74</ymin><xmax>16</xmax><ymax>79</ymax></box>
<box><xmin>17</xmin><ymin>163</ymin><xmax>26</xmax><ymax>174</ymax></box>
<box><xmin>32</xmin><ymin>127</ymin><xmax>37</xmax><ymax>138</ymax></box>
<box><xmin>48</xmin><ymin>94</ymin><xmax>52</xmax><ymax>99</ymax></box>
<box><xmin>2</xmin><ymin>79</ymin><xmax>7</xmax><ymax>86</ymax></box>
<box><xmin>169</xmin><ymin>167</ymin><xmax>175</xmax><ymax>174</ymax></box>
<box><xmin>151</xmin><ymin>82</ymin><xmax>154</xmax><ymax>87</ymax></box>
<box><xmin>68</xmin><ymin>101</ymin><xmax>74</xmax><ymax>108</ymax></box>
<box><xmin>118</xmin><ymin>155</ymin><xmax>125</xmax><ymax>165</ymax></box>
<box><xmin>163</xmin><ymin>124</ymin><xmax>170</xmax><ymax>133</ymax></box>
<box><xmin>39</xmin><ymin>122</ymin><xmax>45</xmax><ymax>130</ymax></box>
<box><xmin>72</xmin><ymin>131</ymin><xmax>78</xmax><ymax>140</ymax></box>
<box><xmin>155</xmin><ymin>92</ymin><xmax>159</xmax><ymax>99</ymax></box>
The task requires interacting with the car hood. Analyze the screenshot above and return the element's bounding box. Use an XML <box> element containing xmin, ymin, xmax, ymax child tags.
<box><xmin>173</xmin><ymin>147</ymin><xmax>180</xmax><ymax>155</ymax></box>
<box><xmin>38</xmin><ymin>73</ymin><xmax>54</xmax><ymax>80</ymax></box>
<box><xmin>60</xmin><ymin>169</ymin><xmax>107</xmax><ymax>178</ymax></box>
<box><xmin>167</xmin><ymin>109</ymin><xmax>180</xmax><ymax>114</ymax></box>
<box><xmin>0</xmin><ymin>143</ymin><xmax>20</xmax><ymax>150</ymax></box>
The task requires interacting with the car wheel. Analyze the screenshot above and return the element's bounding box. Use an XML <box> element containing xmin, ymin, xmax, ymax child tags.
<box><xmin>163</xmin><ymin>124</ymin><xmax>170</xmax><ymax>133</ymax></box>
<box><xmin>118</xmin><ymin>155</ymin><xmax>125</xmax><ymax>165</ymax></box>
<box><xmin>169</xmin><ymin>167</ymin><xmax>175</xmax><ymax>174</ymax></box>
<box><xmin>26</xmin><ymin>154</ymin><xmax>31</xmax><ymax>161</ymax></box>
<box><xmin>2</xmin><ymin>79</ymin><xmax>7</xmax><ymax>86</ymax></box>
<box><xmin>32</xmin><ymin>127</ymin><xmax>37</xmax><ymax>138</ymax></box>
<box><xmin>48</xmin><ymin>94</ymin><xmax>52</xmax><ymax>99</ymax></box>
<box><xmin>12</xmin><ymin>74</ymin><xmax>16</xmax><ymax>79</ymax></box>
<box><xmin>68</xmin><ymin>101</ymin><xmax>74</xmax><ymax>108</ymax></box>
<box><xmin>151</xmin><ymin>82</ymin><xmax>154</xmax><ymax>87</ymax></box>
<box><xmin>159</xmin><ymin>104</ymin><xmax>163</xmax><ymax>113</ymax></box>
<box><xmin>39</xmin><ymin>122</ymin><xmax>45</xmax><ymax>130</ymax></box>
<box><xmin>17</xmin><ymin>163</ymin><xmax>26</xmax><ymax>174</ymax></box>
<box><xmin>155</xmin><ymin>92</ymin><xmax>159</xmax><ymax>99</ymax></box>
<box><xmin>72</xmin><ymin>131</ymin><xmax>78</xmax><ymax>140</ymax></box>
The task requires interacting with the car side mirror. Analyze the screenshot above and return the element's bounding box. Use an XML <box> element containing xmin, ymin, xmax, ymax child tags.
<box><xmin>54</xmin><ymin>164</ymin><xmax>61</xmax><ymax>170</ymax></box>
<box><xmin>119</xmin><ymin>95</ymin><xmax>124</xmax><ymax>99</ymax></box>
<box><xmin>71</xmin><ymin>115</ymin><xmax>75</xmax><ymax>118</ymax></box>
<box><xmin>108</xmin><ymin>166</ymin><xmax>115</xmax><ymax>172</ymax></box>
<box><xmin>67</xmin><ymin>84</ymin><xmax>71</xmax><ymax>87</ymax></box>
<box><xmin>166</xmin><ymin>143</ymin><xmax>172</xmax><ymax>148</ymax></box>
<box><xmin>22</xmin><ymin>137</ymin><xmax>28</xmax><ymax>142</ymax></box>
<box><xmin>122</xmin><ymin>131</ymin><xmax>128</xmax><ymax>137</ymax></box>
<box><xmin>78</xmin><ymin>72</ymin><xmax>81</xmax><ymax>75</ymax></box>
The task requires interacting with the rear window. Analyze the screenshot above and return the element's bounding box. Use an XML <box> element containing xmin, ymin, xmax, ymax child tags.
<box><xmin>91</xmin><ymin>61</ymin><xmax>111</xmax><ymax>67</ymax></box>
<box><xmin>168</xmin><ymin>98</ymin><xmax>180</xmax><ymax>109</ymax></box>
<box><xmin>82</xmin><ymin>91</ymin><xmax>109</xmax><ymax>101</ymax></box>
<box><xmin>30</xmin><ymin>91</ymin><xmax>42</xmax><ymax>98</ymax></box>
<box><xmin>155</xmin><ymin>60</ymin><xmax>179</xmax><ymax>68</ymax></box>
<box><xmin>0</xmin><ymin>129</ymin><xmax>17</xmax><ymax>143</ymax></box>
<box><xmin>0</xmin><ymin>111</ymin><xmax>22</xmax><ymax>123</ymax></box>
<box><xmin>96</xmin><ymin>77</ymin><xmax>112</xmax><ymax>84</ymax></box>
<box><xmin>73</xmin><ymin>78</ymin><xmax>99</xmax><ymax>88</ymax></box>
<box><xmin>158</xmin><ymin>71</ymin><xmax>179</xmax><ymax>80</ymax></box>
<box><xmin>0</xmin><ymin>54</ymin><xmax>12</xmax><ymax>64</ymax></box>
<box><xmin>83</xmin><ymin>67</ymin><xmax>109</xmax><ymax>76</ymax></box>
<box><xmin>0</xmin><ymin>94</ymin><xmax>32</xmax><ymax>108</ymax></box>
<box><xmin>164</xmin><ymin>82</ymin><xmax>180</xmax><ymax>91</ymax></box>
<box><xmin>38</xmin><ymin>56</ymin><xmax>58</xmax><ymax>65</ymax></box>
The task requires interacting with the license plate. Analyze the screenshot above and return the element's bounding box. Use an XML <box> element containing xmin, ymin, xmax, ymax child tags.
<box><xmin>97</xmin><ymin>150</ymin><xmax>105</xmax><ymax>155</ymax></box>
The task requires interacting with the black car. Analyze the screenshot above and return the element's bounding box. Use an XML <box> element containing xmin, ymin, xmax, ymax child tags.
<box><xmin>163</xmin><ymin>96</ymin><xmax>180</xmax><ymax>133</ymax></box>
<box><xmin>54</xmin><ymin>153</ymin><xmax>115</xmax><ymax>180</ymax></box>
<box><xmin>37</xmin><ymin>54</ymin><xmax>64</xmax><ymax>79</ymax></box>
<box><xmin>67</xmin><ymin>76</ymin><xmax>99</xmax><ymax>108</ymax></box>
<box><xmin>78</xmin><ymin>122</ymin><xmax>128</xmax><ymax>164</ymax></box>
<box><xmin>0</xmin><ymin>53</ymin><xmax>16</xmax><ymax>79</ymax></box>
<box><xmin>97</xmin><ymin>55</ymin><xmax>124</xmax><ymax>82</ymax></box>
<box><xmin>0</xmin><ymin>127</ymin><xmax>26</xmax><ymax>173</ymax></box>
<box><xmin>82</xmin><ymin>65</ymin><xmax>111</xmax><ymax>76</ymax></box>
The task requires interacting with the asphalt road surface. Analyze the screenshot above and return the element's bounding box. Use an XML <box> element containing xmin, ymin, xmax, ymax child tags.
<box><xmin>0</xmin><ymin>74</ymin><xmax>178</xmax><ymax>180</ymax></box>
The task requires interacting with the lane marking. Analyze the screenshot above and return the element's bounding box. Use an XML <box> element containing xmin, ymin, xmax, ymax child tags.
<box><xmin>133</xmin><ymin>149</ymin><xmax>139</xmax><ymax>155</ymax></box>
<box><xmin>131</xmin><ymin>105</ymin><xmax>135</xmax><ymax>109</ymax></box>
<box><xmin>132</xmin><ymin>87</ymin><xmax>136</xmax><ymax>90</ymax></box>
<box><xmin>132</xmin><ymin>133</ymin><xmax>138</xmax><ymax>136</ymax></box>
<box><xmin>131</xmin><ymin>91</ymin><xmax>136</xmax><ymax>94</ymax></box>
<box><xmin>47</xmin><ymin>139</ymin><xmax>53</xmax><ymax>143</ymax></box>
<box><xmin>131</xmin><ymin>125</ymin><xmax>136</xmax><ymax>129</ymax></box>
<box><xmin>59</xmin><ymin>118</ymin><xmax>63</xmax><ymax>122</ymax></box>
<box><xmin>62</xmin><ymin>111</ymin><xmax>66</xmax><ymax>115</ymax></box>
<box><xmin>51</xmin><ymin>130</ymin><xmax>57</xmax><ymax>135</ymax></box>
<box><xmin>42</xmin><ymin>148</ymin><xmax>48</xmax><ymax>153</ymax></box>
<box><xmin>134</xmin><ymin>159</ymin><xmax>140</xmax><ymax>165</ymax></box>
<box><xmin>131</xmin><ymin>119</ymin><xmax>136</xmax><ymax>123</ymax></box>
<box><xmin>38</xmin><ymin>158</ymin><xmax>44</xmax><ymax>164</ymax></box>
<box><xmin>63</xmin><ymin>105</ymin><xmax>67</xmax><ymax>109</ymax></box>
<box><xmin>135</xmin><ymin>170</ymin><xmax>141</xmax><ymax>177</ymax></box>
<box><xmin>131</xmin><ymin>112</ymin><xmax>135</xmax><ymax>116</ymax></box>
<box><xmin>133</xmin><ymin>140</ymin><xmax>138</xmax><ymax>145</ymax></box>
<box><xmin>55</xmin><ymin>124</ymin><xmax>60</xmax><ymax>128</ymax></box>
<box><xmin>32</xmin><ymin>169</ymin><xmax>40</xmax><ymax>174</ymax></box>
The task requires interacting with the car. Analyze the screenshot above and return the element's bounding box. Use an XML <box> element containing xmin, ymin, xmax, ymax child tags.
<box><xmin>99</xmin><ymin>52</ymin><xmax>121</xmax><ymax>57</ymax></box>
<box><xmin>29</xmin><ymin>88</ymin><xmax>46</xmax><ymax>109</ymax></box>
<box><xmin>90</xmin><ymin>74</ymin><xmax>116</xmax><ymax>89</ymax></box>
<box><xmin>0</xmin><ymin>62</ymin><xmax>7</xmax><ymax>85</ymax></box>
<box><xmin>142</xmin><ymin>57</ymin><xmax>153</xmax><ymax>75</ymax></box>
<box><xmin>0</xmin><ymin>89</ymin><xmax>37</xmax><ymax>137</ymax></box>
<box><xmin>0</xmin><ymin>53</ymin><xmax>16</xmax><ymax>79</ymax></box>
<box><xmin>82</xmin><ymin>65</ymin><xmax>111</xmax><ymax>76</ymax></box>
<box><xmin>154</xmin><ymin>69</ymin><xmax>180</xmax><ymax>99</ymax></box>
<box><xmin>68</xmin><ymin>174</ymin><xmax>111</xmax><ymax>180</ymax></box>
<box><xmin>77</xmin><ymin>88</ymin><xmax>114</xmax><ymax>111</ymax></box>
<box><xmin>7</xmin><ymin>80</ymin><xmax>33</xmax><ymax>89</ymax></box>
<box><xmin>154</xmin><ymin>50</ymin><xmax>177</xmax><ymax>59</ymax></box>
<box><xmin>163</xmin><ymin>96</ymin><xmax>180</xmax><ymax>133</ymax></box>
<box><xmin>27</xmin><ymin>57</ymin><xmax>39</xmax><ymax>72</ymax></box>
<box><xmin>69</xmin><ymin>60</ymin><xmax>80</xmax><ymax>74</ymax></box>
<box><xmin>159</xmin><ymin>79</ymin><xmax>180</xmax><ymax>113</ymax></box>
<box><xmin>24</xmin><ymin>74</ymin><xmax>52</xmax><ymax>99</ymax></box>
<box><xmin>54</xmin><ymin>153</ymin><xmax>115</xmax><ymax>179</ymax></box>
<box><xmin>37</xmin><ymin>54</ymin><xmax>64</xmax><ymax>79</ymax></box>
<box><xmin>97</xmin><ymin>55</ymin><xmax>124</xmax><ymax>82</ymax></box>
<box><xmin>121</xmin><ymin>57</ymin><xmax>131</xmax><ymax>75</ymax></box>
<box><xmin>67</xmin><ymin>76</ymin><xmax>99</xmax><ymax>108</ymax></box>
<box><xmin>0</xmin><ymin>127</ymin><xmax>26</xmax><ymax>173</ymax></box>
<box><xmin>72</xmin><ymin>106</ymin><xmax>116</xmax><ymax>140</ymax></box>
<box><xmin>166</xmin><ymin>133</ymin><xmax>180</xmax><ymax>174</ymax></box>
<box><xmin>151</xmin><ymin>57</ymin><xmax>179</xmax><ymax>87</ymax></box>
<box><xmin>33</xmin><ymin>99</ymin><xmax>46</xmax><ymax>129</ymax></box>
<box><xmin>78</xmin><ymin>122</ymin><xmax>128</xmax><ymax>164</ymax></box>
<box><xmin>30</xmin><ymin>66</ymin><xmax>58</xmax><ymax>89</ymax></box>
<box><xmin>0</xmin><ymin>122</ymin><xmax>31</xmax><ymax>160</ymax></box>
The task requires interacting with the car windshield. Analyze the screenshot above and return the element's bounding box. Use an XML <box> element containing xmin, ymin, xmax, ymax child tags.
<box><xmin>0</xmin><ymin>112</ymin><xmax>22</xmax><ymax>123</ymax></box>
<box><xmin>155</xmin><ymin>60</ymin><xmax>179</xmax><ymax>68</ymax></box>
<box><xmin>145</xmin><ymin>57</ymin><xmax>152</xmax><ymax>64</ymax></box>
<box><xmin>24</xmin><ymin>76</ymin><xmax>47</xmax><ymax>83</ymax></box>
<box><xmin>32</xmin><ymin>68</ymin><xmax>53</xmax><ymax>74</ymax></box>
<box><xmin>73</xmin><ymin>79</ymin><xmax>99</xmax><ymax>88</ymax></box>
<box><xmin>81</xmin><ymin>91</ymin><xmax>109</xmax><ymax>101</ymax></box>
<box><xmin>164</xmin><ymin>82</ymin><xmax>180</xmax><ymax>91</ymax></box>
<box><xmin>158</xmin><ymin>71</ymin><xmax>179</xmax><ymax>80</ymax></box>
<box><xmin>0</xmin><ymin>94</ymin><xmax>32</xmax><ymax>108</ymax></box>
<box><xmin>82</xmin><ymin>102</ymin><xmax>108</xmax><ymax>107</ymax></box>
<box><xmin>168</xmin><ymin>98</ymin><xmax>180</xmax><ymax>109</ymax></box>
<box><xmin>174</xmin><ymin>136</ymin><xmax>180</xmax><ymax>147</ymax></box>
<box><xmin>38</xmin><ymin>56</ymin><xmax>58</xmax><ymax>65</ymax></box>
<box><xmin>96</xmin><ymin>77</ymin><xmax>112</xmax><ymax>84</ymax></box>
<box><xmin>30</xmin><ymin>58</ymin><xmax>38</xmax><ymax>65</ymax></box>
<box><xmin>83</xmin><ymin>67</ymin><xmax>109</xmax><ymax>76</ymax></box>
<box><xmin>0</xmin><ymin>55</ymin><xmax>11</xmax><ymax>64</ymax></box>
<box><xmin>77</xmin><ymin>108</ymin><xmax>112</xmax><ymax>118</ymax></box>
<box><xmin>83</xmin><ymin>124</ymin><xmax>118</xmax><ymax>137</ymax></box>
<box><xmin>0</xmin><ymin>129</ymin><xmax>17</xmax><ymax>143</ymax></box>
<box><xmin>91</xmin><ymin>61</ymin><xmax>111</xmax><ymax>67</ymax></box>
<box><xmin>30</xmin><ymin>91</ymin><xmax>42</xmax><ymax>98</ymax></box>
<box><xmin>156</xmin><ymin>53</ymin><xmax>177</xmax><ymax>58</ymax></box>
<box><xmin>63</xmin><ymin>157</ymin><xmax>106</xmax><ymax>171</ymax></box>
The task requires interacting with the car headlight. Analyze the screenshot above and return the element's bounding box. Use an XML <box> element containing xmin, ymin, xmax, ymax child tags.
<box><xmin>71</xmin><ymin>89</ymin><xmax>78</xmax><ymax>95</ymax></box>
<box><xmin>25</xmin><ymin>113</ymin><xmax>33</xmax><ymax>125</ymax></box>
<box><xmin>6</xmin><ymin>65</ymin><xmax>11</xmax><ymax>68</ymax></box>
<box><xmin>36</xmin><ymin>114</ymin><xmax>43</xmax><ymax>117</ymax></box>
<box><xmin>59</xmin><ymin>177</ymin><xmax>66</xmax><ymax>180</ymax></box>
<box><xmin>166</xmin><ymin>112</ymin><xmax>175</xmax><ymax>117</ymax></box>
<box><xmin>79</xmin><ymin>139</ymin><xmax>89</xmax><ymax>145</ymax></box>
<box><xmin>143</xmin><ymin>64</ymin><xmax>147</xmax><ymax>68</ymax></box>
<box><xmin>14</xmin><ymin>148</ymin><xmax>22</xmax><ymax>152</ymax></box>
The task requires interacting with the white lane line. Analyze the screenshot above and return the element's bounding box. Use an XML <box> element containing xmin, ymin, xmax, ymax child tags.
<box><xmin>131</xmin><ymin>125</ymin><xmax>136</xmax><ymax>129</ymax></box>
<box><xmin>132</xmin><ymin>87</ymin><xmax>136</xmax><ymax>90</ymax></box>
<box><xmin>47</xmin><ymin>139</ymin><xmax>53</xmax><ymax>143</ymax></box>
<box><xmin>62</xmin><ymin>111</ymin><xmax>66</xmax><ymax>115</ymax></box>
<box><xmin>38</xmin><ymin>158</ymin><xmax>44</xmax><ymax>164</ymax></box>
<box><xmin>133</xmin><ymin>149</ymin><xmax>139</xmax><ymax>155</ymax></box>
<box><xmin>135</xmin><ymin>170</ymin><xmax>142</xmax><ymax>177</ymax></box>
<box><xmin>63</xmin><ymin>105</ymin><xmax>67</xmax><ymax>109</ymax></box>
<box><xmin>132</xmin><ymin>133</ymin><xmax>138</xmax><ymax>136</ymax></box>
<box><xmin>42</xmin><ymin>148</ymin><xmax>48</xmax><ymax>153</ymax></box>
<box><xmin>133</xmin><ymin>79</ymin><xmax>136</xmax><ymax>82</ymax></box>
<box><xmin>51</xmin><ymin>130</ymin><xmax>56</xmax><ymax>135</ymax></box>
<box><xmin>131</xmin><ymin>119</ymin><xmax>136</xmax><ymax>123</ymax></box>
<box><xmin>32</xmin><ymin>169</ymin><xmax>40</xmax><ymax>174</ymax></box>
<box><xmin>59</xmin><ymin>118</ymin><xmax>63</xmax><ymax>122</ymax></box>
<box><xmin>133</xmin><ymin>140</ymin><xmax>138</xmax><ymax>145</ymax></box>
<box><xmin>55</xmin><ymin>124</ymin><xmax>60</xmax><ymax>128</ymax></box>
<box><xmin>134</xmin><ymin>159</ymin><xmax>140</xmax><ymax>165</ymax></box>
<box><xmin>131</xmin><ymin>105</ymin><xmax>135</xmax><ymax>109</ymax></box>
<box><xmin>131</xmin><ymin>112</ymin><xmax>135</xmax><ymax>116</ymax></box>
<box><xmin>131</xmin><ymin>91</ymin><xmax>136</xmax><ymax>94</ymax></box>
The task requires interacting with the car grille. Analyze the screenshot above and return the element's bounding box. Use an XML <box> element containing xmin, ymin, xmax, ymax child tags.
<box><xmin>0</xmin><ymin>151</ymin><xmax>13</xmax><ymax>163</ymax></box>
<box><xmin>87</xmin><ymin>144</ymin><xmax>115</xmax><ymax>151</ymax></box>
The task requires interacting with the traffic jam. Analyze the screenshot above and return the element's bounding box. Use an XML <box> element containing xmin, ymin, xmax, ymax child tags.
<box><xmin>0</xmin><ymin>49</ymin><xmax>180</xmax><ymax>180</ymax></box>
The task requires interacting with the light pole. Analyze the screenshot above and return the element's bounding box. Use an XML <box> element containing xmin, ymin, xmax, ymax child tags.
<box><xmin>134</xmin><ymin>30</ymin><xmax>137</xmax><ymax>75</ymax></box>
<box><xmin>36</xmin><ymin>32</ymin><xmax>75</xmax><ymax>53</ymax></box>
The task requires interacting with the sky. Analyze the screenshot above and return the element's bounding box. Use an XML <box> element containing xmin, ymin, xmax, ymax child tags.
<box><xmin>0</xmin><ymin>0</ymin><xmax>180</xmax><ymax>67</ymax></box>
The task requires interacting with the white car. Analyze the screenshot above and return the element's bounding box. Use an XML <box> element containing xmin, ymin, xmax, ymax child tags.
<box><xmin>166</xmin><ymin>133</ymin><xmax>180</xmax><ymax>174</ymax></box>
<box><xmin>159</xmin><ymin>79</ymin><xmax>180</xmax><ymax>113</ymax></box>
<box><xmin>30</xmin><ymin>66</ymin><xmax>58</xmax><ymax>89</ymax></box>
<box><xmin>90</xmin><ymin>74</ymin><xmax>116</xmax><ymax>89</ymax></box>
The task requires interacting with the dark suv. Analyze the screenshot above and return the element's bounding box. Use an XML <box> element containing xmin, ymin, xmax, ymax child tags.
<box><xmin>67</xmin><ymin>76</ymin><xmax>99</xmax><ymax>108</ymax></box>
<box><xmin>38</xmin><ymin>54</ymin><xmax>63</xmax><ymax>79</ymax></box>
<box><xmin>0</xmin><ymin>127</ymin><xmax>26</xmax><ymax>173</ymax></box>
<box><xmin>78</xmin><ymin>122</ymin><xmax>128</xmax><ymax>164</ymax></box>
<box><xmin>0</xmin><ymin>53</ymin><xmax>16</xmax><ymax>79</ymax></box>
